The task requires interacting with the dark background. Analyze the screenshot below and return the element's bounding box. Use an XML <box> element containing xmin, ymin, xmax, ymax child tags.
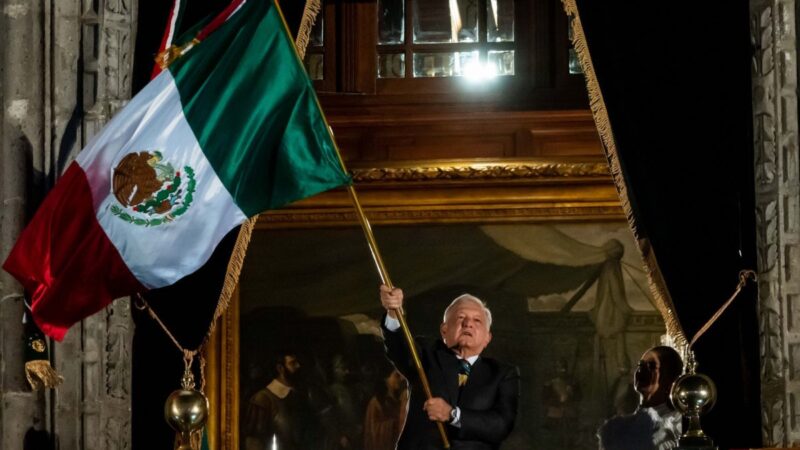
<box><xmin>574</xmin><ymin>0</ymin><xmax>760</xmax><ymax>448</ymax></box>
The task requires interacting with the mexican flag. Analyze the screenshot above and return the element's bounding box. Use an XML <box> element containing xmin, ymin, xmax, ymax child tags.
<box><xmin>3</xmin><ymin>0</ymin><xmax>350</xmax><ymax>341</ymax></box>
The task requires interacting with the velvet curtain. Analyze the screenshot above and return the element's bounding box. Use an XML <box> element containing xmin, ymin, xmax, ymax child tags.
<box><xmin>566</xmin><ymin>0</ymin><xmax>761</xmax><ymax>447</ymax></box>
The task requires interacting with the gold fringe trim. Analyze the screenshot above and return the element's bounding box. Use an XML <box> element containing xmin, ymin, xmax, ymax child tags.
<box><xmin>561</xmin><ymin>0</ymin><xmax>687</xmax><ymax>349</ymax></box>
<box><xmin>25</xmin><ymin>360</ymin><xmax>64</xmax><ymax>390</ymax></box>
<box><xmin>208</xmin><ymin>2</ymin><xmax>324</xmax><ymax>336</ymax></box>
<box><xmin>208</xmin><ymin>217</ymin><xmax>256</xmax><ymax>335</ymax></box>
<box><xmin>294</xmin><ymin>0</ymin><xmax>323</xmax><ymax>61</ymax></box>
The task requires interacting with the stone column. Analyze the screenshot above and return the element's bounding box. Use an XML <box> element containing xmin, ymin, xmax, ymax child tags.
<box><xmin>0</xmin><ymin>1</ymin><xmax>137</xmax><ymax>449</ymax></box>
<box><xmin>751</xmin><ymin>0</ymin><xmax>800</xmax><ymax>446</ymax></box>
<box><xmin>1</xmin><ymin>1</ymin><xmax>51</xmax><ymax>448</ymax></box>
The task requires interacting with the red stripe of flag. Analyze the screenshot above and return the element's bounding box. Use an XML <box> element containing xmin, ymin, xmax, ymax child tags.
<box><xmin>2</xmin><ymin>163</ymin><xmax>145</xmax><ymax>340</ymax></box>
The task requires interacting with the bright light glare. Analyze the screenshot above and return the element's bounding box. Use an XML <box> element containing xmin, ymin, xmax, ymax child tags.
<box><xmin>463</xmin><ymin>60</ymin><xmax>497</xmax><ymax>82</ymax></box>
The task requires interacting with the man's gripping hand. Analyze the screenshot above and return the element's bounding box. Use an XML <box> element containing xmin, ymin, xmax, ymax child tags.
<box><xmin>380</xmin><ymin>284</ymin><xmax>404</xmax><ymax>319</ymax></box>
<box><xmin>423</xmin><ymin>397</ymin><xmax>453</xmax><ymax>423</ymax></box>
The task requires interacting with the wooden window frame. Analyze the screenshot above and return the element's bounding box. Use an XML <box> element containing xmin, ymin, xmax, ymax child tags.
<box><xmin>308</xmin><ymin>0</ymin><xmax>587</xmax><ymax>113</ymax></box>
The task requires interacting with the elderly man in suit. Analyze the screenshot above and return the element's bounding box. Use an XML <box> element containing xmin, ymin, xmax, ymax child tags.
<box><xmin>379</xmin><ymin>285</ymin><xmax>520</xmax><ymax>450</ymax></box>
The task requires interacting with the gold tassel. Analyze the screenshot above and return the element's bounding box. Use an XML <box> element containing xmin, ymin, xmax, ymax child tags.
<box><xmin>172</xmin><ymin>429</ymin><xmax>203</xmax><ymax>450</ymax></box>
<box><xmin>190</xmin><ymin>429</ymin><xmax>203</xmax><ymax>450</ymax></box>
<box><xmin>25</xmin><ymin>359</ymin><xmax>64</xmax><ymax>390</ymax></box>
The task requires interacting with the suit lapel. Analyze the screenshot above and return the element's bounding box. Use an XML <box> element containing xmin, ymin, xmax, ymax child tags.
<box><xmin>459</xmin><ymin>358</ymin><xmax>489</xmax><ymax>404</ymax></box>
<box><xmin>435</xmin><ymin>342</ymin><xmax>460</xmax><ymax>405</ymax></box>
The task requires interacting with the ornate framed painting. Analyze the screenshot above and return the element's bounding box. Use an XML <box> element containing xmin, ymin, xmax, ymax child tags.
<box><xmin>205</xmin><ymin>157</ymin><xmax>672</xmax><ymax>450</ymax></box>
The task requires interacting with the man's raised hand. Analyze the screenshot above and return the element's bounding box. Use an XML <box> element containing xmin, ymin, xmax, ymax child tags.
<box><xmin>380</xmin><ymin>284</ymin><xmax>403</xmax><ymax>318</ymax></box>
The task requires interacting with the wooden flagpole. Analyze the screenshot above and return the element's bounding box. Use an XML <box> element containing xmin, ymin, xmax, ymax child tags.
<box><xmin>342</xmin><ymin>184</ymin><xmax>451</xmax><ymax>449</ymax></box>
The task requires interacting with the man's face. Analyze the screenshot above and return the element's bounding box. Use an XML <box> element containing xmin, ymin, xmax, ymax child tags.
<box><xmin>634</xmin><ymin>350</ymin><xmax>661</xmax><ymax>396</ymax></box>
<box><xmin>440</xmin><ymin>301</ymin><xmax>492</xmax><ymax>355</ymax></box>
<box><xmin>279</xmin><ymin>355</ymin><xmax>302</xmax><ymax>384</ymax></box>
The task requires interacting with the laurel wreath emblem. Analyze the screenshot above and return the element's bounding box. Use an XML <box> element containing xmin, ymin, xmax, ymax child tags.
<box><xmin>109</xmin><ymin>151</ymin><xmax>197</xmax><ymax>227</ymax></box>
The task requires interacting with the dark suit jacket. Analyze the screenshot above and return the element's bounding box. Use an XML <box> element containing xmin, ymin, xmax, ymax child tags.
<box><xmin>382</xmin><ymin>319</ymin><xmax>520</xmax><ymax>450</ymax></box>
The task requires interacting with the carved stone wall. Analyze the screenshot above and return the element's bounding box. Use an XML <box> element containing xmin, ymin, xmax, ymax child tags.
<box><xmin>76</xmin><ymin>2</ymin><xmax>137</xmax><ymax>447</ymax></box>
<box><xmin>0</xmin><ymin>1</ymin><xmax>137</xmax><ymax>449</ymax></box>
<box><xmin>751</xmin><ymin>0</ymin><xmax>800</xmax><ymax>445</ymax></box>
<box><xmin>1</xmin><ymin>2</ymin><xmax>48</xmax><ymax>449</ymax></box>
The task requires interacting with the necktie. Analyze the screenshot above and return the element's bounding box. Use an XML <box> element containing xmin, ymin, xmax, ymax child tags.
<box><xmin>458</xmin><ymin>360</ymin><xmax>471</xmax><ymax>387</ymax></box>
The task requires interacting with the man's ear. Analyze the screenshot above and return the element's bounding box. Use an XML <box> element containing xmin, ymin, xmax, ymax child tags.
<box><xmin>486</xmin><ymin>331</ymin><xmax>493</xmax><ymax>346</ymax></box>
<box><xmin>440</xmin><ymin>322</ymin><xmax>447</xmax><ymax>343</ymax></box>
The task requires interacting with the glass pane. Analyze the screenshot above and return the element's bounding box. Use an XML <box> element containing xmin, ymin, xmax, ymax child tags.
<box><xmin>379</xmin><ymin>0</ymin><xmax>404</xmax><ymax>44</ymax></box>
<box><xmin>487</xmin><ymin>0</ymin><xmax>514</xmax><ymax>42</ymax></box>
<box><xmin>310</xmin><ymin>15</ymin><xmax>323</xmax><ymax>47</ymax></box>
<box><xmin>568</xmin><ymin>16</ymin><xmax>574</xmax><ymax>42</ymax></box>
<box><xmin>569</xmin><ymin>49</ymin><xmax>583</xmax><ymax>74</ymax></box>
<box><xmin>304</xmin><ymin>53</ymin><xmax>324</xmax><ymax>80</ymax></box>
<box><xmin>413</xmin><ymin>0</ymin><xmax>478</xmax><ymax>44</ymax></box>
<box><xmin>488</xmin><ymin>50</ymin><xmax>514</xmax><ymax>76</ymax></box>
<box><xmin>378</xmin><ymin>53</ymin><xmax>406</xmax><ymax>78</ymax></box>
<box><xmin>413</xmin><ymin>51</ymin><xmax>478</xmax><ymax>77</ymax></box>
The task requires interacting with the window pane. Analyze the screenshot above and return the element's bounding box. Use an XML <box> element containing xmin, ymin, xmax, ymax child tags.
<box><xmin>379</xmin><ymin>0</ymin><xmax>405</xmax><ymax>44</ymax></box>
<box><xmin>487</xmin><ymin>0</ymin><xmax>514</xmax><ymax>42</ymax></box>
<box><xmin>569</xmin><ymin>49</ymin><xmax>583</xmax><ymax>74</ymax></box>
<box><xmin>488</xmin><ymin>50</ymin><xmax>514</xmax><ymax>76</ymax></box>
<box><xmin>413</xmin><ymin>0</ymin><xmax>478</xmax><ymax>44</ymax></box>
<box><xmin>567</xmin><ymin>17</ymin><xmax>583</xmax><ymax>74</ymax></box>
<box><xmin>304</xmin><ymin>53</ymin><xmax>324</xmax><ymax>80</ymax></box>
<box><xmin>310</xmin><ymin>15</ymin><xmax>323</xmax><ymax>47</ymax></box>
<box><xmin>413</xmin><ymin>51</ymin><xmax>478</xmax><ymax>77</ymax></box>
<box><xmin>378</xmin><ymin>53</ymin><xmax>406</xmax><ymax>78</ymax></box>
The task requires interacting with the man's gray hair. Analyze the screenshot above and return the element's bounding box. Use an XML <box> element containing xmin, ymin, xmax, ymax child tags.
<box><xmin>442</xmin><ymin>294</ymin><xmax>493</xmax><ymax>329</ymax></box>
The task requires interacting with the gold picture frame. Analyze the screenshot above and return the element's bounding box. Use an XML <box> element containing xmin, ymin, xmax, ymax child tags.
<box><xmin>204</xmin><ymin>156</ymin><xmax>666</xmax><ymax>450</ymax></box>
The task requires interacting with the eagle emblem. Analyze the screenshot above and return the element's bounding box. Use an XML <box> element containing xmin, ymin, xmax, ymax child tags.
<box><xmin>109</xmin><ymin>151</ymin><xmax>196</xmax><ymax>227</ymax></box>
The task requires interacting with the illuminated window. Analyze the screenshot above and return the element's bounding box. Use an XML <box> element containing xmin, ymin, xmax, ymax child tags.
<box><xmin>378</xmin><ymin>0</ymin><xmax>515</xmax><ymax>80</ymax></box>
<box><xmin>300</xmin><ymin>0</ymin><xmax>586</xmax><ymax>109</ymax></box>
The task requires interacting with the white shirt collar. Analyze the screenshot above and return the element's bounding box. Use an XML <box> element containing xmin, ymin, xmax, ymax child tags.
<box><xmin>266</xmin><ymin>378</ymin><xmax>293</xmax><ymax>399</ymax></box>
<box><xmin>455</xmin><ymin>354</ymin><xmax>479</xmax><ymax>365</ymax></box>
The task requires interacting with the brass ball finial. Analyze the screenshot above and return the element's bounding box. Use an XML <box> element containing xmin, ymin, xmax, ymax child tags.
<box><xmin>164</xmin><ymin>366</ymin><xmax>209</xmax><ymax>450</ymax></box>
<box><xmin>670</xmin><ymin>351</ymin><xmax>717</xmax><ymax>449</ymax></box>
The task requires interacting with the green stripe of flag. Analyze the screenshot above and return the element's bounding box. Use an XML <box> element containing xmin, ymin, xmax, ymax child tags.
<box><xmin>169</xmin><ymin>0</ymin><xmax>350</xmax><ymax>217</ymax></box>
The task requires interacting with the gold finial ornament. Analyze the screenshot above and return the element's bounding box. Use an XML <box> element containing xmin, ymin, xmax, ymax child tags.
<box><xmin>670</xmin><ymin>351</ymin><xmax>718</xmax><ymax>450</ymax></box>
<box><xmin>164</xmin><ymin>363</ymin><xmax>209</xmax><ymax>450</ymax></box>
<box><xmin>154</xmin><ymin>38</ymin><xmax>201</xmax><ymax>70</ymax></box>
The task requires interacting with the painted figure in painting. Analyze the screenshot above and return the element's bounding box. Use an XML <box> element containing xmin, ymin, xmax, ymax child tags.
<box><xmin>363</xmin><ymin>365</ymin><xmax>409</xmax><ymax>450</ymax></box>
<box><xmin>324</xmin><ymin>354</ymin><xmax>365</xmax><ymax>449</ymax></box>
<box><xmin>597</xmin><ymin>346</ymin><xmax>683</xmax><ymax>450</ymax></box>
<box><xmin>541</xmin><ymin>358</ymin><xmax>581</xmax><ymax>448</ymax></box>
<box><xmin>243</xmin><ymin>350</ymin><xmax>316</xmax><ymax>450</ymax></box>
<box><xmin>379</xmin><ymin>285</ymin><xmax>520</xmax><ymax>450</ymax></box>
